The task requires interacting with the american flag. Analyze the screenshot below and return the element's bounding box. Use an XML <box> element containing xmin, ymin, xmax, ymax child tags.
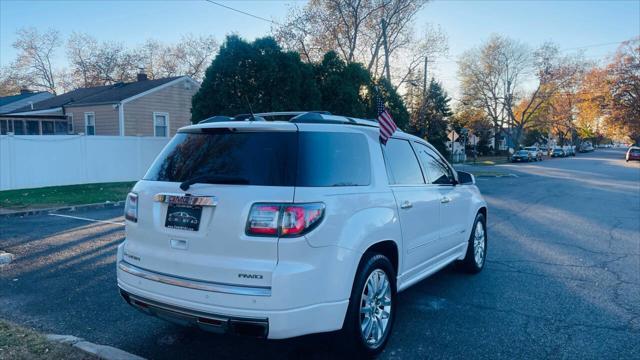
<box><xmin>376</xmin><ymin>91</ymin><xmax>397</xmax><ymax>145</ymax></box>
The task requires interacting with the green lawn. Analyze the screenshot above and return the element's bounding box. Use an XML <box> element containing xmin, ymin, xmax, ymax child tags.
<box><xmin>0</xmin><ymin>182</ymin><xmax>135</xmax><ymax>210</ymax></box>
<box><xmin>0</xmin><ymin>320</ymin><xmax>96</xmax><ymax>359</ymax></box>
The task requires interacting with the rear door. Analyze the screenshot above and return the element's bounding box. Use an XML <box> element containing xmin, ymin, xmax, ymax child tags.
<box><xmin>124</xmin><ymin>123</ymin><xmax>298</xmax><ymax>289</ymax></box>
<box><xmin>382</xmin><ymin>139</ymin><xmax>442</xmax><ymax>277</ymax></box>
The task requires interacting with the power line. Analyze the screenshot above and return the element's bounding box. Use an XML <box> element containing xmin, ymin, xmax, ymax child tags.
<box><xmin>203</xmin><ymin>0</ymin><xmax>283</xmax><ymax>27</ymax></box>
<box><xmin>560</xmin><ymin>40</ymin><xmax>628</xmax><ymax>52</ymax></box>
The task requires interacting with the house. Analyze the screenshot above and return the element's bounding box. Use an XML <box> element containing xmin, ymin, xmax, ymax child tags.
<box><xmin>0</xmin><ymin>89</ymin><xmax>53</xmax><ymax>114</ymax></box>
<box><xmin>0</xmin><ymin>90</ymin><xmax>54</xmax><ymax>134</ymax></box>
<box><xmin>0</xmin><ymin>74</ymin><xmax>199</xmax><ymax>137</ymax></box>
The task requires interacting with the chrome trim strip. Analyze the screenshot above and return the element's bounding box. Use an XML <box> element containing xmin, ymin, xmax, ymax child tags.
<box><xmin>118</xmin><ymin>261</ymin><xmax>271</xmax><ymax>297</ymax></box>
<box><xmin>153</xmin><ymin>193</ymin><xmax>218</xmax><ymax>207</ymax></box>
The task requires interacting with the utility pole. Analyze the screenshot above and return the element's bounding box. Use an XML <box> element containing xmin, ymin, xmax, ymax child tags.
<box><xmin>423</xmin><ymin>55</ymin><xmax>428</xmax><ymax>97</ymax></box>
<box><xmin>381</xmin><ymin>19</ymin><xmax>391</xmax><ymax>81</ymax></box>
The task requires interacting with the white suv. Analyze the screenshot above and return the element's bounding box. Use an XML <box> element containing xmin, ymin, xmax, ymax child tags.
<box><xmin>117</xmin><ymin>112</ymin><xmax>488</xmax><ymax>357</ymax></box>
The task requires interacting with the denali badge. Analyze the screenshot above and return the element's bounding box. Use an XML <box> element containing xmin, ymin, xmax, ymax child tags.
<box><xmin>238</xmin><ymin>273</ymin><xmax>263</xmax><ymax>279</ymax></box>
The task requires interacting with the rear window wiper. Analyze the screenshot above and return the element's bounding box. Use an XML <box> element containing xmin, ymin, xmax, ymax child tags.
<box><xmin>180</xmin><ymin>175</ymin><xmax>250</xmax><ymax>191</ymax></box>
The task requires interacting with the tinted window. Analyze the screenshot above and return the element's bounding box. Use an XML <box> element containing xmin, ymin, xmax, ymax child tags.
<box><xmin>144</xmin><ymin>130</ymin><xmax>371</xmax><ymax>187</ymax></box>
<box><xmin>297</xmin><ymin>132</ymin><xmax>370</xmax><ymax>186</ymax></box>
<box><xmin>144</xmin><ymin>131</ymin><xmax>297</xmax><ymax>186</ymax></box>
<box><xmin>414</xmin><ymin>143</ymin><xmax>454</xmax><ymax>185</ymax></box>
<box><xmin>383</xmin><ymin>139</ymin><xmax>424</xmax><ymax>185</ymax></box>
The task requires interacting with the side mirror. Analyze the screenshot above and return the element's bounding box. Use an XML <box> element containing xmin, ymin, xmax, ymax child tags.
<box><xmin>457</xmin><ymin>171</ymin><xmax>475</xmax><ymax>185</ymax></box>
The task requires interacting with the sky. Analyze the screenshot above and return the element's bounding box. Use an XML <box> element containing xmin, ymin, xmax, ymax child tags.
<box><xmin>1</xmin><ymin>0</ymin><xmax>639</xmax><ymax>99</ymax></box>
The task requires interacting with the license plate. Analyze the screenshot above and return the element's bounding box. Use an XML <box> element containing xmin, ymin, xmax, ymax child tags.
<box><xmin>165</xmin><ymin>204</ymin><xmax>202</xmax><ymax>231</ymax></box>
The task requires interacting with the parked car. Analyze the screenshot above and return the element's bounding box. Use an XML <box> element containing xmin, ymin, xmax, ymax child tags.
<box><xmin>564</xmin><ymin>146</ymin><xmax>576</xmax><ymax>157</ymax></box>
<box><xmin>579</xmin><ymin>143</ymin><xmax>595</xmax><ymax>152</ymax></box>
<box><xmin>551</xmin><ymin>148</ymin><xmax>566</xmax><ymax>157</ymax></box>
<box><xmin>512</xmin><ymin>149</ymin><xmax>533</xmax><ymax>162</ymax></box>
<box><xmin>117</xmin><ymin>111</ymin><xmax>488</xmax><ymax>357</ymax></box>
<box><xmin>523</xmin><ymin>146</ymin><xmax>544</xmax><ymax>161</ymax></box>
<box><xmin>626</xmin><ymin>146</ymin><xmax>640</xmax><ymax>162</ymax></box>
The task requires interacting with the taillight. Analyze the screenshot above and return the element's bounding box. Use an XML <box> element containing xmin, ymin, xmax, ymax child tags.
<box><xmin>246</xmin><ymin>203</ymin><xmax>325</xmax><ymax>237</ymax></box>
<box><xmin>246</xmin><ymin>205</ymin><xmax>280</xmax><ymax>235</ymax></box>
<box><xmin>124</xmin><ymin>192</ymin><xmax>138</xmax><ymax>222</ymax></box>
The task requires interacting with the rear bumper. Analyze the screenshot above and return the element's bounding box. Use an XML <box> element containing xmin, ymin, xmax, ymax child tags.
<box><xmin>116</xmin><ymin>240</ymin><xmax>355</xmax><ymax>339</ymax></box>
<box><xmin>119</xmin><ymin>288</ymin><xmax>269</xmax><ymax>337</ymax></box>
<box><xmin>117</xmin><ymin>274</ymin><xmax>348</xmax><ymax>339</ymax></box>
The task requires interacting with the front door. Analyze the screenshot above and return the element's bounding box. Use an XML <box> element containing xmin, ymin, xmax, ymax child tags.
<box><xmin>413</xmin><ymin>142</ymin><xmax>467</xmax><ymax>252</ymax></box>
<box><xmin>382</xmin><ymin>139</ymin><xmax>443</xmax><ymax>277</ymax></box>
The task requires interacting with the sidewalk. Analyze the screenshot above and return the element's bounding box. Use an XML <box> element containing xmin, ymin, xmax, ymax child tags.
<box><xmin>0</xmin><ymin>200</ymin><xmax>125</xmax><ymax>218</ymax></box>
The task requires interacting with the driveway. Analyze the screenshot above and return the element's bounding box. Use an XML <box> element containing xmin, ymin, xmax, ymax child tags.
<box><xmin>1</xmin><ymin>149</ymin><xmax>638</xmax><ymax>359</ymax></box>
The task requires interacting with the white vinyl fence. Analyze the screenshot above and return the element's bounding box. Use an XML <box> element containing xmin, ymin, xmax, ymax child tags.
<box><xmin>0</xmin><ymin>135</ymin><xmax>170</xmax><ymax>191</ymax></box>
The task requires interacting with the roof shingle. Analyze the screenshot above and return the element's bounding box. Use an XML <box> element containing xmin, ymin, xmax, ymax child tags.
<box><xmin>10</xmin><ymin>76</ymin><xmax>184</xmax><ymax>113</ymax></box>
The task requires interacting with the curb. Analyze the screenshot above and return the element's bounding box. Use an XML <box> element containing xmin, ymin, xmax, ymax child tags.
<box><xmin>474</xmin><ymin>173</ymin><xmax>518</xmax><ymax>178</ymax></box>
<box><xmin>46</xmin><ymin>334</ymin><xmax>146</xmax><ymax>360</ymax></box>
<box><xmin>0</xmin><ymin>251</ymin><xmax>14</xmax><ymax>265</ymax></box>
<box><xmin>0</xmin><ymin>201</ymin><xmax>125</xmax><ymax>219</ymax></box>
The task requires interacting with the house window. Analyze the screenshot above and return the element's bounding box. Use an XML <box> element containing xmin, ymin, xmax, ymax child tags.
<box><xmin>0</xmin><ymin>120</ymin><xmax>7</xmax><ymax>135</ymax></box>
<box><xmin>42</xmin><ymin>121</ymin><xmax>54</xmax><ymax>135</ymax></box>
<box><xmin>13</xmin><ymin>120</ymin><xmax>25</xmax><ymax>135</ymax></box>
<box><xmin>54</xmin><ymin>121</ymin><xmax>68</xmax><ymax>134</ymax></box>
<box><xmin>26</xmin><ymin>121</ymin><xmax>39</xmax><ymax>135</ymax></box>
<box><xmin>67</xmin><ymin>114</ymin><xmax>74</xmax><ymax>134</ymax></box>
<box><xmin>85</xmin><ymin>112</ymin><xmax>95</xmax><ymax>135</ymax></box>
<box><xmin>153</xmin><ymin>112</ymin><xmax>169</xmax><ymax>137</ymax></box>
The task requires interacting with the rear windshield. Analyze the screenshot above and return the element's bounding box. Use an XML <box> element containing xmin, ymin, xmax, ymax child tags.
<box><xmin>144</xmin><ymin>130</ymin><xmax>371</xmax><ymax>187</ymax></box>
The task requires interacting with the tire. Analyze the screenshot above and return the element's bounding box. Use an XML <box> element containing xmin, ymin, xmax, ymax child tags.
<box><xmin>338</xmin><ymin>253</ymin><xmax>397</xmax><ymax>358</ymax></box>
<box><xmin>460</xmin><ymin>213</ymin><xmax>487</xmax><ymax>274</ymax></box>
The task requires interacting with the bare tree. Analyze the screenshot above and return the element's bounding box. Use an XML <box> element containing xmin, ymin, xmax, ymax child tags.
<box><xmin>458</xmin><ymin>35</ymin><xmax>583</xmax><ymax>149</ymax></box>
<box><xmin>509</xmin><ymin>43</ymin><xmax>585</xmax><ymax>147</ymax></box>
<box><xmin>273</xmin><ymin>0</ymin><xmax>434</xmax><ymax>85</ymax></box>
<box><xmin>67</xmin><ymin>33</ymin><xmax>142</xmax><ymax>86</ymax></box>
<box><xmin>458</xmin><ymin>35</ymin><xmax>515</xmax><ymax>148</ymax></box>
<box><xmin>12</xmin><ymin>27</ymin><xmax>61</xmax><ymax>94</ymax></box>
<box><xmin>174</xmin><ymin>34</ymin><xmax>218</xmax><ymax>80</ymax></box>
<box><xmin>67</xmin><ymin>32</ymin><xmax>100</xmax><ymax>87</ymax></box>
<box><xmin>393</xmin><ymin>24</ymin><xmax>448</xmax><ymax>89</ymax></box>
<box><xmin>137</xmin><ymin>34</ymin><xmax>217</xmax><ymax>81</ymax></box>
<box><xmin>0</xmin><ymin>67</ymin><xmax>26</xmax><ymax>96</ymax></box>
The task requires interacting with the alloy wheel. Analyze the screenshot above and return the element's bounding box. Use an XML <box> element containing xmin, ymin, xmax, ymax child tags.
<box><xmin>474</xmin><ymin>222</ymin><xmax>486</xmax><ymax>267</ymax></box>
<box><xmin>359</xmin><ymin>269</ymin><xmax>392</xmax><ymax>347</ymax></box>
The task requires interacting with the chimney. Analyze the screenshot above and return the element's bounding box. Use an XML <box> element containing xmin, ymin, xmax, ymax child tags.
<box><xmin>20</xmin><ymin>88</ymin><xmax>33</xmax><ymax>95</ymax></box>
<box><xmin>137</xmin><ymin>67</ymin><xmax>148</xmax><ymax>82</ymax></box>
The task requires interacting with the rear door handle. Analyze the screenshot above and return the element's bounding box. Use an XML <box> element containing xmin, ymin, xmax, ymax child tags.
<box><xmin>440</xmin><ymin>197</ymin><xmax>451</xmax><ymax>204</ymax></box>
<box><xmin>400</xmin><ymin>200</ymin><xmax>413</xmax><ymax>209</ymax></box>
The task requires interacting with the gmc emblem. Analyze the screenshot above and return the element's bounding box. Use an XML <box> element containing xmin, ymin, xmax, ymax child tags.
<box><xmin>238</xmin><ymin>273</ymin><xmax>263</xmax><ymax>279</ymax></box>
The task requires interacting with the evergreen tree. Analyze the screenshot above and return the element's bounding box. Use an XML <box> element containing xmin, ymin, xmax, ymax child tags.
<box><xmin>191</xmin><ymin>35</ymin><xmax>320</xmax><ymax>122</ymax></box>
<box><xmin>409</xmin><ymin>79</ymin><xmax>452</xmax><ymax>156</ymax></box>
<box><xmin>192</xmin><ymin>36</ymin><xmax>409</xmax><ymax>131</ymax></box>
<box><xmin>313</xmin><ymin>52</ymin><xmax>409</xmax><ymax>130</ymax></box>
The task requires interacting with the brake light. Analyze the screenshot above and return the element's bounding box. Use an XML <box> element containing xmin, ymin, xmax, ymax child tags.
<box><xmin>246</xmin><ymin>203</ymin><xmax>325</xmax><ymax>237</ymax></box>
<box><xmin>124</xmin><ymin>192</ymin><xmax>138</xmax><ymax>222</ymax></box>
<box><xmin>246</xmin><ymin>205</ymin><xmax>280</xmax><ymax>235</ymax></box>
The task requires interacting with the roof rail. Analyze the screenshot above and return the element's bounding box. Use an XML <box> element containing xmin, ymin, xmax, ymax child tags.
<box><xmin>198</xmin><ymin>115</ymin><xmax>234</xmax><ymax>124</ymax></box>
<box><xmin>197</xmin><ymin>111</ymin><xmax>379</xmax><ymax>128</ymax></box>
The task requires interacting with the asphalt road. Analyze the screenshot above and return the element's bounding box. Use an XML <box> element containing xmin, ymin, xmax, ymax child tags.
<box><xmin>1</xmin><ymin>149</ymin><xmax>639</xmax><ymax>359</ymax></box>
